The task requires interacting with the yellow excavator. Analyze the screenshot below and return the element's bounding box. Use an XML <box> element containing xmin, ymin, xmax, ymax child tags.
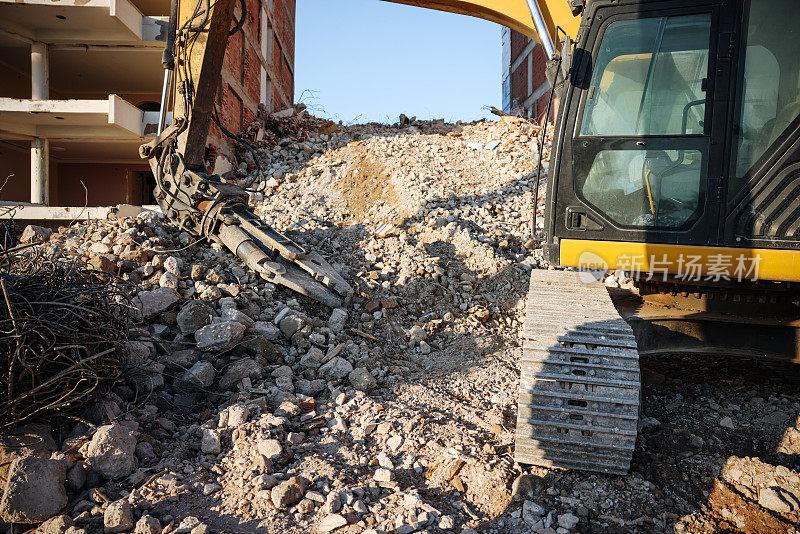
<box><xmin>141</xmin><ymin>0</ymin><xmax>800</xmax><ymax>475</ymax></box>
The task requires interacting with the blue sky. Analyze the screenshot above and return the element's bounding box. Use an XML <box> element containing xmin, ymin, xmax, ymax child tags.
<box><xmin>293</xmin><ymin>0</ymin><xmax>502</xmax><ymax>124</ymax></box>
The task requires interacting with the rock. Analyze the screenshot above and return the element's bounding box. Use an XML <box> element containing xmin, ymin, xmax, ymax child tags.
<box><xmin>319</xmin><ymin>356</ymin><xmax>353</xmax><ymax>381</ymax></box>
<box><xmin>287</xmin><ymin>432</ymin><xmax>304</xmax><ymax>445</ymax></box>
<box><xmin>249</xmin><ymin>321</ymin><xmax>281</xmax><ymax>341</ymax></box>
<box><xmin>176</xmin><ymin>300</ymin><xmax>211</xmax><ymax>335</ymax></box>
<box><xmin>377</xmin><ymin>452</ymin><xmax>394</xmax><ymax>469</ymax></box>
<box><xmin>66</xmin><ymin>461</ymin><xmax>88</xmax><ymax>491</ymax></box>
<box><xmin>318</xmin><ymin>514</ymin><xmax>348</xmax><ymax>532</ymax></box>
<box><xmin>279</xmin><ymin>314</ymin><xmax>303</xmax><ymax>339</ymax></box>
<box><xmin>84</xmin><ymin>423</ymin><xmax>137</xmax><ymax>479</ymax></box>
<box><xmin>328</xmin><ymin>308</ymin><xmax>348</xmax><ymax>334</ymax></box>
<box><xmin>227</xmin><ymin>404</ymin><xmax>250</xmax><ymax>426</ymax></box>
<box><xmin>221</xmin><ymin>307</ymin><xmax>254</xmax><ymax>328</ymax></box>
<box><xmin>387</xmin><ymin>434</ymin><xmax>403</xmax><ymax>453</ymax></box>
<box><xmin>353</xmin><ymin>499</ymin><xmax>368</xmax><ymax>514</ymax></box>
<box><xmin>349</xmin><ymin>368</ymin><xmax>376</xmax><ymax>390</ymax></box>
<box><xmin>257</xmin><ymin>438</ymin><xmax>282</xmax><ymax>460</ymax></box>
<box><xmin>325</xmin><ymin>491</ymin><xmax>342</xmax><ymax>513</ymax></box>
<box><xmin>299</xmin><ymin>347</ymin><xmax>324</xmax><ymax>369</ymax></box>
<box><xmin>20</xmin><ymin>225</ymin><xmax>52</xmax><ymax>244</ymax></box>
<box><xmin>759</xmin><ymin>486</ymin><xmax>800</xmax><ymax>513</ymax></box>
<box><xmin>558</xmin><ymin>513</ymin><xmax>579</xmax><ymax>529</ymax></box>
<box><xmin>90</xmin><ymin>242</ymin><xmax>112</xmax><ymax>255</ymax></box>
<box><xmin>36</xmin><ymin>514</ymin><xmax>73</xmax><ymax>534</ymax></box>
<box><xmin>0</xmin><ymin>422</ymin><xmax>56</xmax><ymax>489</ymax></box>
<box><xmin>439</xmin><ymin>516</ymin><xmax>454</xmax><ymax>529</ymax></box>
<box><xmin>135</xmin><ymin>441</ymin><xmax>156</xmax><ymax>461</ymax></box>
<box><xmin>133</xmin><ymin>287</ymin><xmax>180</xmax><ymax>321</ymax></box>
<box><xmin>195</xmin><ymin>321</ymin><xmax>246</xmax><ymax>352</ymax></box>
<box><xmin>719</xmin><ymin>416</ymin><xmax>735</xmax><ymax>429</ymax></box>
<box><xmin>523</xmin><ymin>500</ymin><xmax>545</xmax><ymax>522</ymax></box>
<box><xmin>408</xmin><ymin>325</ymin><xmax>426</xmax><ymax>343</ymax></box>
<box><xmin>163</xmin><ymin>256</ymin><xmax>182</xmax><ymax>276</ymax></box>
<box><xmin>201</xmin><ymin>429</ymin><xmax>221</xmax><ymax>454</ymax></box>
<box><xmin>511</xmin><ymin>473</ymin><xmax>539</xmax><ymax>501</ymax></box>
<box><xmin>0</xmin><ymin>456</ymin><xmax>67</xmax><ymax>523</ymax></box>
<box><xmin>218</xmin><ymin>358</ymin><xmax>262</xmax><ymax>391</ymax></box>
<box><xmin>159</xmin><ymin>271</ymin><xmax>178</xmax><ymax>289</ymax></box>
<box><xmin>270</xmin><ymin>476</ymin><xmax>306</xmax><ymax>508</ymax></box>
<box><xmin>373</xmin><ymin>468</ymin><xmax>394</xmax><ymax>483</ymax></box>
<box><xmin>180</xmin><ymin>361</ymin><xmax>216</xmax><ymax>390</ymax></box>
<box><xmin>134</xmin><ymin>514</ymin><xmax>162</xmax><ymax>534</ymax></box>
<box><xmin>295</xmin><ymin>378</ymin><xmax>326</xmax><ymax>397</ymax></box>
<box><xmin>253</xmin><ymin>473</ymin><xmax>279</xmax><ymax>490</ymax></box>
<box><xmin>104</xmin><ymin>499</ymin><xmax>134</xmax><ymax>533</ymax></box>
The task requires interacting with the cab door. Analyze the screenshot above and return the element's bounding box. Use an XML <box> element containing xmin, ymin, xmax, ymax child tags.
<box><xmin>548</xmin><ymin>0</ymin><xmax>735</xmax><ymax>248</ymax></box>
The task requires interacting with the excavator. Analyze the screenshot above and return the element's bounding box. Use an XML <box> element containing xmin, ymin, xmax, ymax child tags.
<box><xmin>141</xmin><ymin>0</ymin><xmax>800</xmax><ymax>476</ymax></box>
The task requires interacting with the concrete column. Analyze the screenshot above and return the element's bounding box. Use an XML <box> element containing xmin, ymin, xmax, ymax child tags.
<box><xmin>31</xmin><ymin>42</ymin><xmax>49</xmax><ymax>100</ymax></box>
<box><xmin>31</xmin><ymin>138</ymin><xmax>49</xmax><ymax>205</ymax></box>
<box><xmin>30</xmin><ymin>41</ymin><xmax>50</xmax><ymax>204</ymax></box>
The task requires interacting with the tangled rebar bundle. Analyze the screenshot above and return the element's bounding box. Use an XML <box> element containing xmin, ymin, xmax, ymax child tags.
<box><xmin>0</xmin><ymin>246</ymin><xmax>133</xmax><ymax>429</ymax></box>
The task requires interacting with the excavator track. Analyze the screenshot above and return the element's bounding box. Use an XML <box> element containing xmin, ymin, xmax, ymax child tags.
<box><xmin>515</xmin><ymin>269</ymin><xmax>640</xmax><ymax>475</ymax></box>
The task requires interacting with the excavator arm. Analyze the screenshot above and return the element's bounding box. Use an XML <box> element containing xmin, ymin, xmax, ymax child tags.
<box><xmin>139</xmin><ymin>0</ymin><xmax>580</xmax><ymax>306</ymax></box>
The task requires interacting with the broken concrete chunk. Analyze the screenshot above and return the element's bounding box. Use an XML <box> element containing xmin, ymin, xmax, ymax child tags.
<box><xmin>0</xmin><ymin>455</ymin><xmax>67</xmax><ymax>523</ymax></box>
<box><xmin>195</xmin><ymin>321</ymin><xmax>245</xmax><ymax>352</ymax></box>
<box><xmin>20</xmin><ymin>224</ymin><xmax>52</xmax><ymax>244</ymax></box>
<box><xmin>319</xmin><ymin>356</ymin><xmax>353</xmax><ymax>381</ymax></box>
<box><xmin>132</xmin><ymin>287</ymin><xmax>180</xmax><ymax>322</ymax></box>
<box><xmin>84</xmin><ymin>423</ymin><xmax>138</xmax><ymax>479</ymax></box>
<box><xmin>271</xmin><ymin>476</ymin><xmax>306</xmax><ymax>508</ymax></box>
<box><xmin>217</xmin><ymin>358</ymin><xmax>262</xmax><ymax>391</ymax></box>
<box><xmin>176</xmin><ymin>300</ymin><xmax>211</xmax><ymax>335</ymax></box>
<box><xmin>349</xmin><ymin>367</ymin><xmax>377</xmax><ymax>391</ymax></box>
<box><xmin>104</xmin><ymin>499</ymin><xmax>135</xmax><ymax>534</ymax></box>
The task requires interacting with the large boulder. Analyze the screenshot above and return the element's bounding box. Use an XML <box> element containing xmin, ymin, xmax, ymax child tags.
<box><xmin>84</xmin><ymin>423</ymin><xmax>138</xmax><ymax>479</ymax></box>
<box><xmin>0</xmin><ymin>456</ymin><xmax>67</xmax><ymax>523</ymax></box>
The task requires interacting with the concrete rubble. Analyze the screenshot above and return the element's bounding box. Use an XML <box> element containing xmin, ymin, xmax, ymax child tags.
<box><xmin>0</xmin><ymin>109</ymin><xmax>798</xmax><ymax>534</ymax></box>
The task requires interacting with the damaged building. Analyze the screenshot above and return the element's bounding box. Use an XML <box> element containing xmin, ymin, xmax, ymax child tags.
<box><xmin>0</xmin><ymin>0</ymin><xmax>295</xmax><ymax>209</ymax></box>
<box><xmin>502</xmin><ymin>26</ymin><xmax>552</xmax><ymax>122</ymax></box>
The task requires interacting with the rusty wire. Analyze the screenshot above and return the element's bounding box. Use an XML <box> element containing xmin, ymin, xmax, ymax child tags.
<box><xmin>0</xmin><ymin>246</ymin><xmax>134</xmax><ymax>429</ymax></box>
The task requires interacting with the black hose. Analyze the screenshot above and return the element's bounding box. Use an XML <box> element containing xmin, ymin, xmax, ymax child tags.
<box><xmin>228</xmin><ymin>0</ymin><xmax>246</xmax><ymax>36</ymax></box>
<box><xmin>162</xmin><ymin>0</ymin><xmax>179</xmax><ymax>69</ymax></box>
<box><xmin>211</xmin><ymin>109</ymin><xmax>265</xmax><ymax>189</ymax></box>
<box><xmin>532</xmin><ymin>80</ymin><xmax>557</xmax><ymax>243</ymax></box>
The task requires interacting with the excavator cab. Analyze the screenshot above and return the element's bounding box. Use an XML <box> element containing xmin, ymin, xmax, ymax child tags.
<box><xmin>545</xmin><ymin>0</ymin><xmax>800</xmax><ymax>284</ymax></box>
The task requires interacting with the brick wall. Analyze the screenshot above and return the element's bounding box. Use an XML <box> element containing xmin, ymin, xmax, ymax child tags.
<box><xmin>209</xmin><ymin>0</ymin><xmax>295</xmax><ymax>165</ymax></box>
<box><xmin>506</xmin><ymin>29</ymin><xmax>555</xmax><ymax>124</ymax></box>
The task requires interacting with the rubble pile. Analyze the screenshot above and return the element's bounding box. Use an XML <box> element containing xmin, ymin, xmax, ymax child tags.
<box><xmin>0</xmin><ymin>111</ymin><xmax>798</xmax><ymax>534</ymax></box>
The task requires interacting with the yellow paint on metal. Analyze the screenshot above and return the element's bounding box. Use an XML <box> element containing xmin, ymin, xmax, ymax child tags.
<box><xmin>560</xmin><ymin>239</ymin><xmax>800</xmax><ymax>283</ymax></box>
<box><xmin>382</xmin><ymin>0</ymin><xmax>581</xmax><ymax>44</ymax></box>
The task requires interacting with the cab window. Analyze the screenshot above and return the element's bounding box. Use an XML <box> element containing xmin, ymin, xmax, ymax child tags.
<box><xmin>576</xmin><ymin>13</ymin><xmax>712</xmax><ymax>229</ymax></box>
<box><xmin>581</xmin><ymin>14</ymin><xmax>711</xmax><ymax>137</ymax></box>
<box><xmin>731</xmin><ymin>0</ymin><xmax>800</xmax><ymax>193</ymax></box>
